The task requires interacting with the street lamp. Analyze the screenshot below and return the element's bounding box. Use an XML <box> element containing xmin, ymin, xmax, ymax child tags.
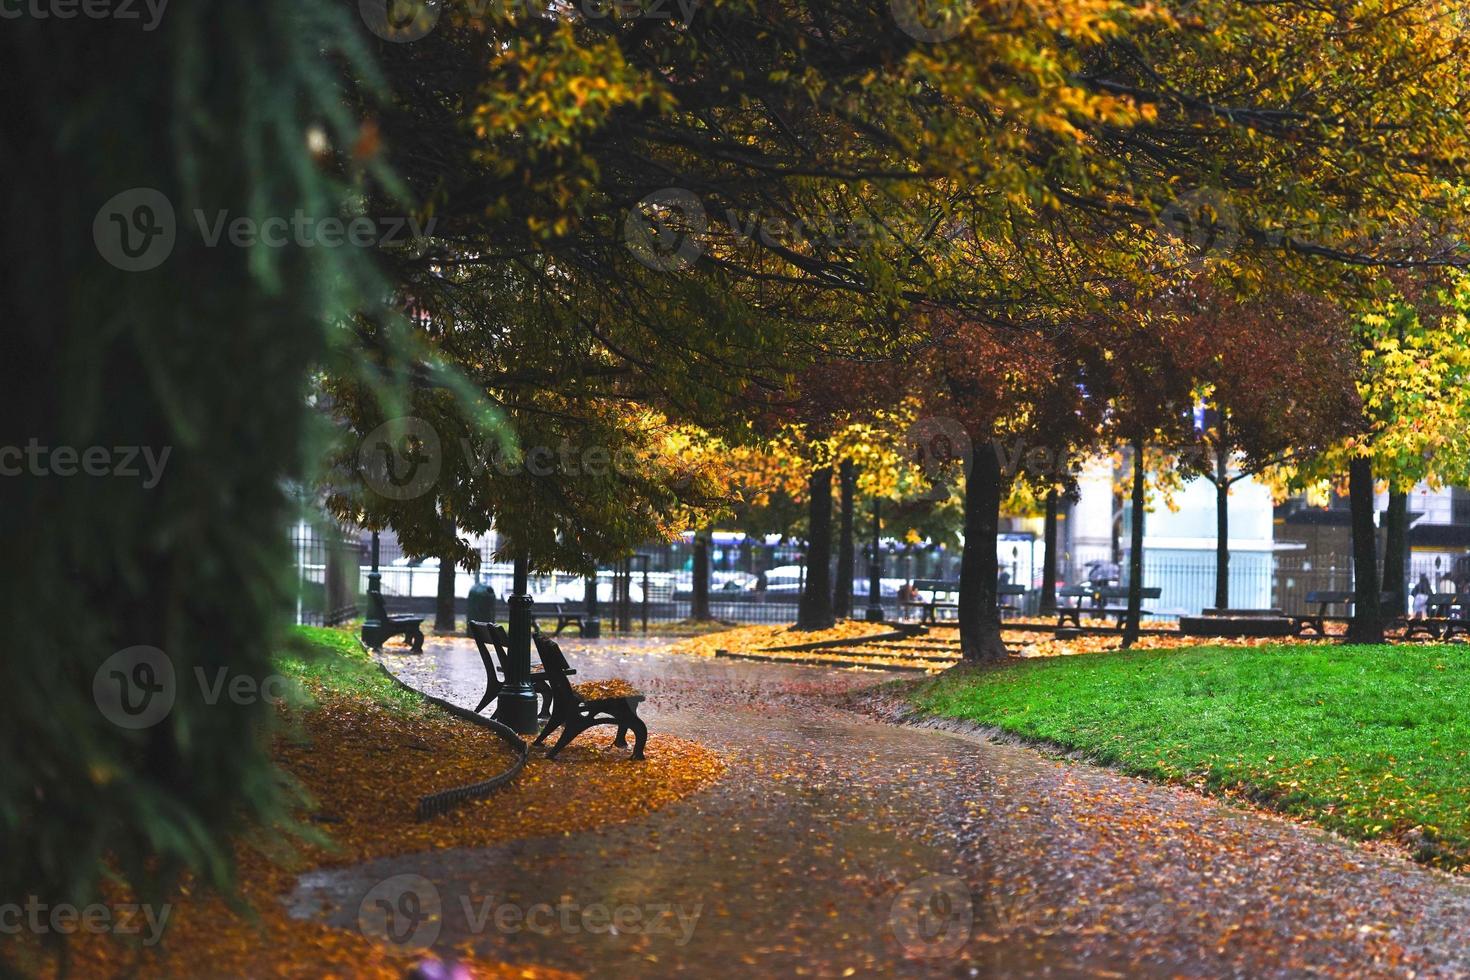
<box><xmin>493</xmin><ymin>549</ymin><xmax>540</xmax><ymax>734</ymax></box>
<box><xmin>365</xmin><ymin>530</ymin><xmax>388</xmax><ymax>626</ymax></box>
<box><xmin>866</xmin><ymin>496</ymin><xmax>885</xmax><ymax>622</ymax></box>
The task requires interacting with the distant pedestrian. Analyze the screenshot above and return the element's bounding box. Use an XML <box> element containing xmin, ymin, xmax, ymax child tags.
<box><xmin>1412</xmin><ymin>573</ymin><xmax>1432</xmax><ymax>619</ymax></box>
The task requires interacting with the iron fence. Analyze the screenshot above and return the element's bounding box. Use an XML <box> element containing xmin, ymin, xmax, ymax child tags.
<box><xmin>290</xmin><ymin>520</ymin><xmax>360</xmax><ymax>626</ymax></box>
<box><xmin>332</xmin><ymin>528</ymin><xmax>1433</xmax><ymax>626</ymax></box>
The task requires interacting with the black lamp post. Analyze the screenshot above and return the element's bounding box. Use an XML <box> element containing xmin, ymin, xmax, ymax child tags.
<box><xmin>365</xmin><ymin>530</ymin><xmax>388</xmax><ymax>625</ymax></box>
<box><xmin>493</xmin><ymin>549</ymin><xmax>540</xmax><ymax>734</ymax></box>
<box><xmin>866</xmin><ymin>496</ymin><xmax>885</xmax><ymax>622</ymax></box>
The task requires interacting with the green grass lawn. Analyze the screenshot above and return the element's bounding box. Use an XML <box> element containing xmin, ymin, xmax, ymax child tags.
<box><xmin>274</xmin><ymin>624</ymin><xmax>425</xmax><ymax>715</ymax></box>
<box><xmin>914</xmin><ymin>643</ymin><xmax>1470</xmax><ymax>870</ymax></box>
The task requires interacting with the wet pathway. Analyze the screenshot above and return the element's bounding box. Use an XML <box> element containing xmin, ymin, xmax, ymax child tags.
<box><xmin>290</xmin><ymin>637</ymin><xmax>1470</xmax><ymax>978</ymax></box>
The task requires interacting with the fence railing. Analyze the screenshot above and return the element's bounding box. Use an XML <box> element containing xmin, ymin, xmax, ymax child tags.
<box><xmin>321</xmin><ymin>528</ymin><xmax>1437</xmax><ymax>626</ymax></box>
<box><xmin>290</xmin><ymin>521</ymin><xmax>360</xmax><ymax>626</ymax></box>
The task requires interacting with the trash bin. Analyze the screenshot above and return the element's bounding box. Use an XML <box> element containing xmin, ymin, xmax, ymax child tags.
<box><xmin>466</xmin><ymin>580</ymin><xmax>497</xmax><ymax>630</ymax></box>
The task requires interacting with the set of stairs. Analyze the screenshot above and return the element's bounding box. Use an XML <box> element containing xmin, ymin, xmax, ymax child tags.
<box><xmin>715</xmin><ymin>625</ymin><xmax>963</xmax><ymax>673</ymax></box>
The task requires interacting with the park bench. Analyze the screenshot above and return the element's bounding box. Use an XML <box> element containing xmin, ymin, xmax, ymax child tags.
<box><xmin>1403</xmin><ymin>593</ymin><xmax>1470</xmax><ymax>640</ymax></box>
<box><xmin>531</xmin><ymin>632</ymin><xmax>648</xmax><ymax>760</ymax></box>
<box><xmin>997</xmin><ymin>583</ymin><xmax>1026</xmax><ymax>618</ymax></box>
<box><xmin>533</xmin><ymin>603</ymin><xmax>588</xmax><ymax>636</ymax></box>
<box><xmin>1096</xmin><ymin>585</ymin><xmax>1162</xmax><ymax>627</ymax></box>
<box><xmin>362</xmin><ymin>614</ymin><xmax>424</xmax><ymax>652</ymax></box>
<box><xmin>1292</xmin><ymin>590</ymin><xmax>1354</xmax><ymax>636</ymax></box>
<box><xmin>908</xmin><ymin>579</ymin><xmax>960</xmax><ymax>623</ymax></box>
<box><xmin>906</xmin><ymin>579</ymin><xmax>1024</xmax><ymax>622</ymax></box>
<box><xmin>1053</xmin><ymin>585</ymin><xmax>1095</xmax><ymax>628</ymax></box>
<box><xmin>1293</xmin><ymin>591</ymin><xmax>1404</xmax><ymax>637</ymax></box>
<box><xmin>468</xmin><ymin>620</ymin><xmax>573</xmax><ymax>717</ymax></box>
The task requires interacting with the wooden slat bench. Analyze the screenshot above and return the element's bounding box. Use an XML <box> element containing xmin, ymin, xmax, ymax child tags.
<box><xmin>1403</xmin><ymin>593</ymin><xmax>1470</xmax><ymax>640</ymax></box>
<box><xmin>1054</xmin><ymin>585</ymin><xmax>1095</xmax><ymax>628</ymax></box>
<box><xmin>1096</xmin><ymin>586</ymin><xmax>1162</xmax><ymax>627</ymax></box>
<box><xmin>531</xmin><ymin>632</ymin><xmax>647</xmax><ymax>760</ymax></box>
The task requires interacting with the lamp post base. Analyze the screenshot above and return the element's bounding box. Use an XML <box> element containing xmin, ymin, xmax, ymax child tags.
<box><xmin>492</xmin><ymin>685</ymin><xmax>541</xmax><ymax>735</ymax></box>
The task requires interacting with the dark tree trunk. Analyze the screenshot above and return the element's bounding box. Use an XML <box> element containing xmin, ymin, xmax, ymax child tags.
<box><xmin>435</xmin><ymin>552</ymin><xmax>457</xmax><ymax>633</ymax></box>
<box><xmin>1040</xmin><ymin>487</ymin><xmax>1059</xmax><ymax>612</ymax></box>
<box><xmin>1214</xmin><ymin>440</ymin><xmax>1231</xmax><ymax>611</ymax></box>
<box><xmin>959</xmin><ymin>442</ymin><xmax>1007</xmax><ymax>661</ymax></box>
<box><xmin>1122</xmin><ymin>435</ymin><xmax>1147</xmax><ymax>649</ymax></box>
<box><xmin>1382</xmin><ymin>488</ymin><xmax>1408</xmax><ymax>616</ymax></box>
<box><xmin>1347</xmin><ymin>456</ymin><xmax>1384</xmax><ymax>643</ymax></box>
<box><xmin>833</xmin><ymin>459</ymin><xmax>855</xmax><ymax>619</ymax></box>
<box><xmin>797</xmin><ymin>466</ymin><xmax>835</xmax><ymax>630</ymax></box>
<box><xmin>691</xmin><ymin>532</ymin><xmax>712</xmax><ymax>621</ymax></box>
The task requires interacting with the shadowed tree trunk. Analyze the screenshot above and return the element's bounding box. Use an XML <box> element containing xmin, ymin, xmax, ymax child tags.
<box><xmin>959</xmin><ymin>442</ymin><xmax>1007</xmax><ymax>661</ymax></box>
<box><xmin>833</xmin><ymin>459</ymin><xmax>855</xmax><ymax>619</ymax></box>
<box><xmin>1213</xmin><ymin>441</ymin><xmax>1231</xmax><ymax>611</ymax></box>
<box><xmin>1122</xmin><ymin>435</ymin><xmax>1147</xmax><ymax>649</ymax></box>
<box><xmin>1347</xmin><ymin>456</ymin><xmax>1384</xmax><ymax>643</ymax></box>
<box><xmin>435</xmin><ymin>552</ymin><xmax>457</xmax><ymax>633</ymax></box>
<box><xmin>691</xmin><ymin>531</ymin><xmax>712</xmax><ymax>621</ymax></box>
<box><xmin>1041</xmin><ymin>487</ymin><xmax>1059</xmax><ymax>612</ymax></box>
<box><xmin>797</xmin><ymin>466</ymin><xmax>835</xmax><ymax>630</ymax></box>
<box><xmin>1382</xmin><ymin>487</ymin><xmax>1408</xmax><ymax>617</ymax></box>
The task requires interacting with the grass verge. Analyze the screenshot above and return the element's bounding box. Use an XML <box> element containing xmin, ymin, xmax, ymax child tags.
<box><xmin>25</xmin><ymin>625</ymin><xmax>720</xmax><ymax>979</ymax></box>
<box><xmin>913</xmin><ymin>642</ymin><xmax>1470</xmax><ymax>871</ymax></box>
